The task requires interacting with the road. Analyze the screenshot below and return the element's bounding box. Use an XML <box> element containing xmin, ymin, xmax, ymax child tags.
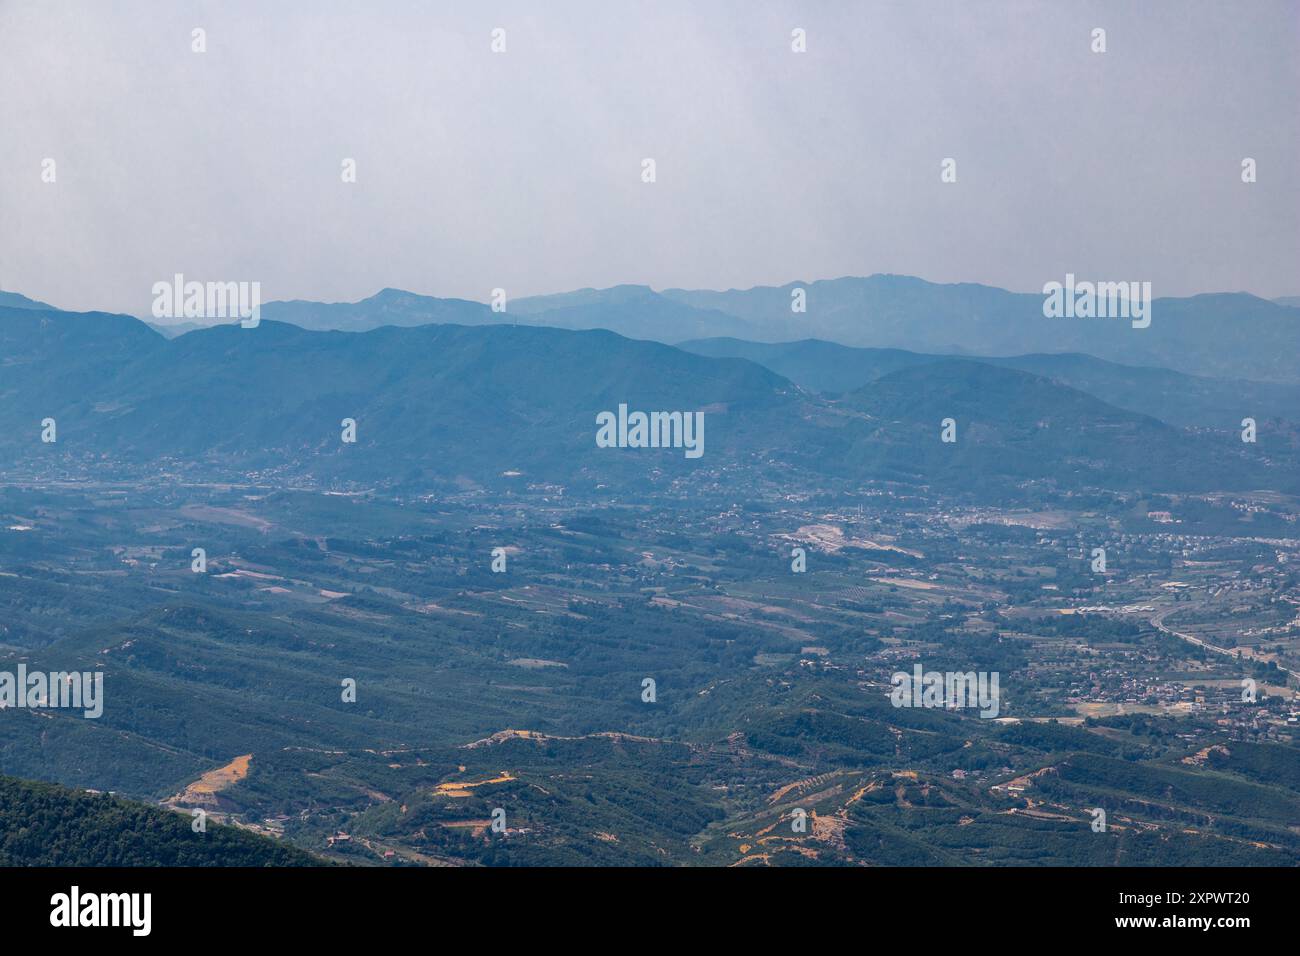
<box><xmin>1149</xmin><ymin>607</ymin><xmax>1295</xmax><ymax>680</ymax></box>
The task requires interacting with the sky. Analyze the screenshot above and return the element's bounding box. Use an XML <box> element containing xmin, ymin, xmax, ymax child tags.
<box><xmin>1</xmin><ymin>0</ymin><xmax>1297</xmax><ymax>316</ymax></box>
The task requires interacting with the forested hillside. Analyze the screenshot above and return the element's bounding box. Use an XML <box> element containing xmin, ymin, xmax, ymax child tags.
<box><xmin>0</xmin><ymin>775</ymin><xmax>321</xmax><ymax>866</ymax></box>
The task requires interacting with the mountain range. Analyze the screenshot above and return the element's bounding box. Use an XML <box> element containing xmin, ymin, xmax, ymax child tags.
<box><xmin>680</xmin><ymin>338</ymin><xmax>1300</xmax><ymax>431</ymax></box>
<box><xmin>0</xmin><ymin>291</ymin><xmax>54</xmax><ymax>312</ymax></box>
<box><xmin>2</xmin><ymin>303</ymin><xmax>1294</xmax><ymax>497</ymax></box>
<box><xmin>664</xmin><ymin>277</ymin><xmax>1300</xmax><ymax>386</ymax></box>
<box><xmin>109</xmin><ymin>274</ymin><xmax>1300</xmax><ymax>385</ymax></box>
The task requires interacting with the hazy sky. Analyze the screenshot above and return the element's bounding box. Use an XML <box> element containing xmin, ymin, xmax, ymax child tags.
<box><xmin>2</xmin><ymin>0</ymin><xmax>1297</xmax><ymax>315</ymax></box>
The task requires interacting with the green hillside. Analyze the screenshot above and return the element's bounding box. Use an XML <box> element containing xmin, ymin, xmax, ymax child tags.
<box><xmin>2</xmin><ymin>307</ymin><xmax>1294</xmax><ymax>496</ymax></box>
<box><xmin>0</xmin><ymin>775</ymin><xmax>321</xmax><ymax>866</ymax></box>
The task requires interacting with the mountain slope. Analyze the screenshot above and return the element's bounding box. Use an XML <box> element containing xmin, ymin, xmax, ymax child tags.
<box><xmin>259</xmin><ymin>284</ymin><xmax>761</xmax><ymax>343</ymax></box>
<box><xmin>260</xmin><ymin>288</ymin><xmax>494</xmax><ymax>332</ymax></box>
<box><xmin>680</xmin><ymin>338</ymin><xmax>934</xmax><ymax>393</ymax></box>
<box><xmin>115</xmin><ymin>275</ymin><xmax>1300</xmax><ymax>385</ymax></box>
<box><xmin>2</xmin><ymin>308</ymin><xmax>1293</xmax><ymax>495</ymax></box>
<box><xmin>0</xmin><ymin>774</ymin><xmax>320</xmax><ymax>866</ymax></box>
<box><xmin>815</xmin><ymin>360</ymin><xmax>1273</xmax><ymax>493</ymax></box>
<box><xmin>0</xmin><ymin>306</ymin><xmax>167</xmax><ymax>421</ymax></box>
<box><xmin>512</xmin><ymin>285</ymin><xmax>759</xmax><ymax>342</ymax></box>
<box><xmin>666</xmin><ymin>275</ymin><xmax>1300</xmax><ymax>384</ymax></box>
<box><xmin>2</xmin><ymin>314</ymin><xmax>804</xmax><ymax>488</ymax></box>
<box><xmin>0</xmin><ymin>290</ymin><xmax>56</xmax><ymax>311</ymax></box>
<box><xmin>679</xmin><ymin>337</ymin><xmax>1300</xmax><ymax>430</ymax></box>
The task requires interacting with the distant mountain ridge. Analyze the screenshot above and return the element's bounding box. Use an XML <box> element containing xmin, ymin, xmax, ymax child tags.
<box><xmin>834</xmin><ymin>360</ymin><xmax>1200</xmax><ymax>492</ymax></box>
<box><xmin>258</xmin><ymin>287</ymin><xmax>493</xmax><ymax>332</ymax></box>
<box><xmin>2</xmin><ymin>305</ymin><xmax>1293</xmax><ymax>497</ymax></box>
<box><xmin>510</xmin><ymin>285</ymin><xmax>758</xmax><ymax>342</ymax></box>
<box><xmin>129</xmin><ymin>274</ymin><xmax>1300</xmax><ymax>384</ymax></box>
<box><xmin>663</xmin><ymin>276</ymin><xmax>1300</xmax><ymax>385</ymax></box>
<box><xmin>680</xmin><ymin>337</ymin><xmax>1300</xmax><ymax>430</ymax></box>
<box><xmin>0</xmin><ymin>289</ymin><xmax>55</xmax><ymax>311</ymax></box>
<box><xmin>260</xmin><ymin>284</ymin><xmax>761</xmax><ymax>343</ymax></box>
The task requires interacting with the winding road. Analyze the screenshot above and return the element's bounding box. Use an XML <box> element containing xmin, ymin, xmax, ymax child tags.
<box><xmin>1149</xmin><ymin>606</ymin><xmax>1295</xmax><ymax>680</ymax></box>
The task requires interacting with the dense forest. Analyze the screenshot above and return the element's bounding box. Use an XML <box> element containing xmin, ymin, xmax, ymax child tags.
<box><xmin>0</xmin><ymin>775</ymin><xmax>321</xmax><ymax>866</ymax></box>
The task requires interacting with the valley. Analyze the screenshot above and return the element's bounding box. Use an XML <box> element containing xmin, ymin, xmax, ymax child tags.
<box><xmin>1</xmin><ymin>469</ymin><xmax>1295</xmax><ymax>866</ymax></box>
